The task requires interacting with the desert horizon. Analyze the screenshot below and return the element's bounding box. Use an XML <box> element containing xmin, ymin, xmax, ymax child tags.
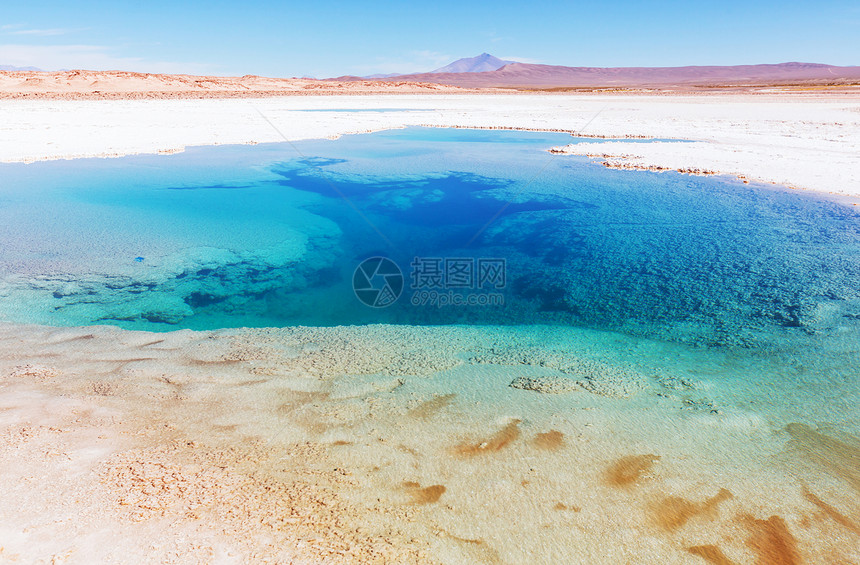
<box><xmin>2</xmin><ymin>54</ymin><xmax>859</xmax><ymax>100</ymax></box>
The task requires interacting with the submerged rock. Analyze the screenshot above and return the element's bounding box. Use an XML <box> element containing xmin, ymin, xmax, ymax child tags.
<box><xmin>509</xmin><ymin>375</ymin><xmax>579</xmax><ymax>394</ymax></box>
<box><xmin>477</xmin><ymin>345</ymin><xmax>645</xmax><ymax>398</ymax></box>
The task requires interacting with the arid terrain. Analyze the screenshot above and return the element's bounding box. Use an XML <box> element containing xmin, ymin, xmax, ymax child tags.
<box><xmin>3</xmin><ymin>63</ymin><xmax>860</xmax><ymax>101</ymax></box>
<box><xmin>0</xmin><ymin>70</ymin><xmax>471</xmax><ymax>99</ymax></box>
<box><xmin>334</xmin><ymin>61</ymin><xmax>860</xmax><ymax>91</ymax></box>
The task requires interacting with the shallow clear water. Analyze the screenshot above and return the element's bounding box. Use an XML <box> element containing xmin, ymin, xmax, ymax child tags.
<box><xmin>2</xmin><ymin>127</ymin><xmax>858</xmax><ymax>347</ymax></box>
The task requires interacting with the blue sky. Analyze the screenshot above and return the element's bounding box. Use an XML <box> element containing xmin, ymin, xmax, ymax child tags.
<box><xmin>1</xmin><ymin>0</ymin><xmax>858</xmax><ymax>76</ymax></box>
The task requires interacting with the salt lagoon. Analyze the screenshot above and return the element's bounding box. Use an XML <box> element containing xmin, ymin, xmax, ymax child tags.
<box><xmin>1</xmin><ymin>126</ymin><xmax>859</xmax><ymax>563</ymax></box>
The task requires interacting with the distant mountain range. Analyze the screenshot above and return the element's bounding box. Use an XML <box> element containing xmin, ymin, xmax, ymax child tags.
<box><xmin>431</xmin><ymin>53</ymin><xmax>514</xmax><ymax>73</ymax></box>
<box><xmin>5</xmin><ymin>55</ymin><xmax>859</xmax><ymax>91</ymax></box>
<box><xmin>361</xmin><ymin>53</ymin><xmax>513</xmax><ymax>79</ymax></box>
<box><xmin>0</xmin><ymin>65</ymin><xmax>43</xmax><ymax>72</ymax></box>
<box><xmin>339</xmin><ymin>55</ymin><xmax>860</xmax><ymax>89</ymax></box>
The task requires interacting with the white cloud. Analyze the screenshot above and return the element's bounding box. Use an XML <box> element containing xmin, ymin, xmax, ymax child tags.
<box><xmin>9</xmin><ymin>28</ymin><xmax>81</xmax><ymax>36</ymax></box>
<box><xmin>0</xmin><ymin>44</ymin><xmax>213</xmax><ymax>74</ymax></box>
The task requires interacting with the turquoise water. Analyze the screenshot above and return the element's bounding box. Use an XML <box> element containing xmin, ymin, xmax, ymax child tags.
<box><xmin>1</xmin><ymin>127</ymin><xmax>859</xmax><ymax>350</ymax></box>
<box><xmin>3</xmin><ymin>127</ymin><xmax>860</xmax><ymax>562</ymax></box>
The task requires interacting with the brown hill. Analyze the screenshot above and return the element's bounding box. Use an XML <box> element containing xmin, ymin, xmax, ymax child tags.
<box><xmin>333</xmin><ymin>62</ymin><xmax>860</xmax><ymax>89</ymax></box>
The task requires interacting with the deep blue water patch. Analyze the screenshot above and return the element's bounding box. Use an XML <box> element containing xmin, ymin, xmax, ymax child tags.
<box><xmin>0</xmin><ymin>127</ymin><xmax>858</xmax><ymax>348</ymax></box>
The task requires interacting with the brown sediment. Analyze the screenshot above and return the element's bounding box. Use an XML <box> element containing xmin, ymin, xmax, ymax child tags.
<box><xmin>533</xmin><ymin>430</ymin><xmax>565</xmax><ymax>450</ymax></box>
<box><xmin>802</xmin><ymin>485</ymin><xmax>860</xmax><ymax>536</ymax></box>
<box><xmin>331</xmin><ymin>440</ymin><xmax>352</xmax><ymax>446</ymax></box>
<box><xmin>604</xmin><ymin>454</ymin><xmax>661</xmax><ymax>487</ymax></box>
<box><xmin>687</xmin><ymin>545</ymin><xmax>739</xmax><ymax>565</ymax></box>
<box><xmin>90</xmin><ymin>381</ymin><xmax>116</xmax><ymax>396</ymax></box>
<box><xmin>44</xmin><ymin>333</ymin><xmax>97</xmax><ymax>345</ymax></box>
<box><xmin>275</xmin><ymin>390</ymin><xmax>331</xmax><ymax>414</ymax></box>
<box><xmin>405</xmin><ymin>484</ymin><xmax>446</xmax><ymax>504</ymax></box>
<box><xmin>235</xmin><ymin>379</ymin><xmax>269</xmax><ymax>386</ymax></box>
<box><xmin>409</xmin><ymin>393</ymin><xmax>456</xmax><ymax>419</ymax></box>
<box><xmin>274</xmin><ymin>391</ymin><xmax>333</xmax><ymax>434</ymax></box>
<box><xmin>654</xmin><ymin>488</ymin><xmax>733</xmax><ymax>531</ymax></box>
<box><xmin>442</xmin><ymin>531</ymin><xmax>504</xmax><ymax>565</ymax></box>
<box><xmin>118</xmin><ymin>357</ymin><xmax>157</xmax><ymax>363</ymax></box>
<box><xmin>785</xmin><ymin>423</ymin><xmax>860</xmax><ymax>494</ymax></box>
<box><xmin>743</xmin><ymin>515</ymin><xmax>802</xmax><ymax>565</ymax></box>
<box><xmin>554</xmin><ymin>502</ymin><xmax>581</xmax><ymax>512</ymax></box>
<box><xmin>449</xmin><ymin>534</ymin><xmax>485</xmax><ymax>545</ymax></box>
<box><xmin>397</xmin><ymin>444</ymin><xmax>420</xmax><ymax>457</ymax></box>
<box><xmin>187</xmin><ymin>358</ymin><xmax>246</xmax><ymax>366</ymax></box>
<box><xmin>453</xmin><ymin>420</ymin><xmax>521</xmax><ymax>456</ymax></box>
<box><xmin>8</xmin><ymin>364</ymin><xmax>61</xmax><ymax>379</ymax></box>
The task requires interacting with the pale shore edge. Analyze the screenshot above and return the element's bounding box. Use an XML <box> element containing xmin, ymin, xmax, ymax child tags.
<box><xmin>1</xmin><ymin>93</ymin><xmax>859</xmax><ymax>198</ymax></box>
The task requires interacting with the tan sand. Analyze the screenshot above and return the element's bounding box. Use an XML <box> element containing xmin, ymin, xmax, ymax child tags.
<box><xmin>2</xmin><ymin>323</ymin><xmax>859</xmax><ymax>564</ymax></box>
